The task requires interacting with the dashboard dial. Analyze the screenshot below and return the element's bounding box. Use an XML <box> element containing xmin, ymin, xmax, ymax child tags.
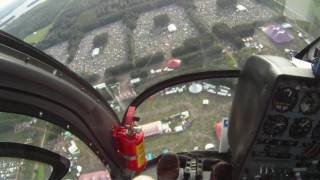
<box><xmin>263</xmin><ymin>115</ymin><xmax>288</xmax><ymax>136</ymax></box>
<box><xmin>289</xmin><ymin>118</ymin><xmax>313</xmax><ymax>138</ymax></box>
<box><xmin>272</xmin><ymin>87</ymin><xmax>298</xmax><ymax>113</ymax></box>
<box><xmin>299</xmin><ymin>91</ymin><xmax>320</xmax><ymax>115</ymax></box>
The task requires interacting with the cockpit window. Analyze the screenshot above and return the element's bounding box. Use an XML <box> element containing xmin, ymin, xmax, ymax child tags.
<box><xmin>0</xmin><ymin>157</ymin><xmax>52</xmax><ymax>180</ymax></box>
<box><xmin>136</xmin><ymin>78</ymin><xmax>237</xmax><ymax>158</ymax></box>
<box><xmin>0</xmin><ymin>112</ymin><xmax>108</xmax><ymax>179</ymax></box>
<box><xmin>0</xmin><ymin>0</ymin><xmax>319</xmax><ymax>118</ymax></box>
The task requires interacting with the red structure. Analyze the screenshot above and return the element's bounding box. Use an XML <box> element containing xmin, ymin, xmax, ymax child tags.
<box><xmin>165</xmin><ymin>58</ymin><xmax>182</xmax><ymax>69</ymax></box>
<box><xmin>214</xmin><ymin>121</ymin><xmax>222</xmax><ymax>140</ymax></box>
<box><xmin>113</xmin><ymin>106</ymin><xmax>146</xmax><ymax>172</ymax></box>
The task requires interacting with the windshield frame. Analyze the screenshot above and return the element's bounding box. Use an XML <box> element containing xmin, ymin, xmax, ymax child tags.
<box><xmin>126</xmin><ymin>70</ymin><xmax>240</xmax><ymax>121</ymax></box>
<box><xmin>0</xmin><ymin>142</ymin><xmax>70</xmax><ymax>180</ymax></box>
<box><xmin>0</xmin><ymin>32</ymin><xmax>125</xmax><ymax>177</ymax></box>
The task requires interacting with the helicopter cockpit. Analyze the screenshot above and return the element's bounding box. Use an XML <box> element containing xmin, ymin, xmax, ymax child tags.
<box><xmin>0</xmin><ymin>0</ymin><xmax>320</xmax><ymax>179</ymax></box>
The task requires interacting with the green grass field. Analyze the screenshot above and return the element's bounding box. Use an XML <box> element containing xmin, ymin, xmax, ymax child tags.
<box><xmin>35</xmin><ymin>164</ymin><xmax>46</xmax><ymax>180</ymax></box>
<box><xmin>137</xmin><ymin>80</ymin><xmax>235</xmax><ymax>156</ymax></box>
<box><xmin>24</xmin><ymin>23</ymin><xmax>53</xmax><ymax>44</ymax></box>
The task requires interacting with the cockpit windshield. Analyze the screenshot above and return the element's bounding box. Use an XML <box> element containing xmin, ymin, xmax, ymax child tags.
<box><xmin>1</xmin><ymin>0</ymin><xmax>319</xmax><ymax>118</ymax></box>
<box><xmin>1</xmin><ymin>0</ymin><xmax>320</xmax><ymax>179</ymax></box>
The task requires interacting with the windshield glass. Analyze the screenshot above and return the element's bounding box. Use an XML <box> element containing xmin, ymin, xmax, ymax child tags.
<box><xmin>136</xmin><ymin>78</ymin><xmax>237</xmax><ymax>158</ymax></box>
<box><xmin>0</xmin><ymin>0</ymin><xmax>319</xmax><ymax>118</ymax></box>
<box><xmin>0</xmin><ymin>112</ymin><xmax>109</xmax><ymax>179</ymax></box>
<box><xmin>0</xmin><ymin>157</ymin><xmax>52</xmax><ymax>180</ymax></box>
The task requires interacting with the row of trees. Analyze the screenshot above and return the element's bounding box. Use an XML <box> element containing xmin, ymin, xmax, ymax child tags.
<box><xmin>130</xmin><ymin>70</ymin><xmax>148</xmax><ymax>79</ymax></box>
<box><xmin>104</xmin><ymin>51</ymin><xmax>164</xmax><ymax>78</ymax></box>
<box><xmin>153</xmin><ymin>14</ymin><xmax>170</xmax><ymax>28</ymax></box>
<box><xmin>66</xmin><ymin>30</ymin><xmax>84</xmax><ymax>63</ymax></box>
<box><xmin>177</xmin><ymin>0</ymin><xmax>210</xmax><ymax>35</ymax></box>
<box><xmin>37</xmin><ymin>0</ymin><xmax>176</xmax><ymax>51</ymax></box>
<box><xmin>217</xmin><ymin>0</ymin><xmax>237</xmax><ymax>7</ymax></box>
<box><xmin>172</xmin><ymin>33</ymin><xmax>214</xmax><ymax>57</ymax></box>
<box><xmin>212</xmin><ymin>23</ymin><xmax>256</xmax><ymax>49</ymax></box>
<box><xmin>134</xmin><ymin>52</ymin><xmax>165</xmax><ymax>68</ymax></box>
<box><xmin>123</xmin><ymin>11</ymin><xmax>139</xmax><ymax>63</ymax></box>
<box><xmin>93</xmin><ymin>32</ymin><xmax>109</xmax><ymax>48</ymax></box>
<box><xmin>105</xmin><ymin>63</ymin><xmax>134</xmax><ymax>77</ymax></box>
<box><xmin>177</xmin><ymin>44</ymin><xmax>223</xmax><ymax>66</ymax></box>
<box><xmin>170</xmin><ymin>32</ymin><xmax>223</xmax><ymax>66</ymax></box>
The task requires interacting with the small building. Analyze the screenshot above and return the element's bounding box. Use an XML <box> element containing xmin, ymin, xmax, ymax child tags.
<box><xmin>130</xmin><ymin>78</ymin><xmax>141</xmax><ymax>85</ymax></box>
<box><xmin>167</xmin><ymin>24</ymin><xmax>177</xmax><ymax>32</ymax></box>
<box><xmin>217</xmin><ymin>91</ymin><xmax>228</xmax><ymax>96</ymax></box>
<box><xmin>68</xmin><ymin>140</ymin><xmax>80</xmax><ymax>155</ymax></box>
<box><xmin>94</xmin><ymin>83</ymin><xmax>106</xmax><ymax>89</ymax></box>
<box><xmin>203</xmin><ymin>99</ymin><xmax>209</xmax><ymax>105</ymax></box>
<box><xmin>174</xmin><ymin>125</ymin><xmax>183</xmax><ymax>132</ymax></box>
<box><xmin>181</xmin><ymin>111</ymin><xmax>190</xmax><ymax>119</ymax></box>
<box><xmin>207</xmin><ymin>89</ymin><xmax>217</xmax><ymax>94</ymax></box>
<box><xmin>281</xmin><ymin>23</ymin><xmax>292</xmax><ymax>29</ymax></box>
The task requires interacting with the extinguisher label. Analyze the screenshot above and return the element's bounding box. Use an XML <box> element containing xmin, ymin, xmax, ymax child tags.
<box><xmin>136</xmin><ymin>142</ymin><xmax>146</xmax><ymax>168</ymax></box>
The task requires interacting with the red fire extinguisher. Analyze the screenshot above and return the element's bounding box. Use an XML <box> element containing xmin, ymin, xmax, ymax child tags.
<box><xmin>112</xmin><ymin>106</ymin><xmax>147</xmax><ymax>173</ymax></box>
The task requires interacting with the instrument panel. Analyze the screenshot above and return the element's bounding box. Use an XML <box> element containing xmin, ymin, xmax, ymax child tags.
<box><xmin>228</xmin><ymin>55</ymin><xmax>320</xmax><ymax>179</ymax></box>
<box><xmin>242</xmin><ymin>79</ymin><xmax>320</xmax><ymax>179</ymax></box>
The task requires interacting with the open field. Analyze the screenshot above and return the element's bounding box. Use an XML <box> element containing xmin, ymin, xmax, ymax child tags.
<box><xmin>24</xmin><ymin>23</ymin><xmax>53</xmax><ymax>44</ymax></box>
<box><xmin>137</xmin><ymin>79</ymin><xmax>236</xmax><ymax>156</ymax></box>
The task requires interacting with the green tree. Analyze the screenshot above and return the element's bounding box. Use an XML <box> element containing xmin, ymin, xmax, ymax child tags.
<box><xmin>153</xmin><ymin>14</ymin><xmax>170</xmax><ymax>28</ymax></box>
<box><xmin>123</xmin><ymin>12</ymin><xmax>139</xmax><ymax>30</ymax></box>
<box><xmin>217</xmin><ymin>0</ymin><xmax>237</xmax><ymax>7</ymax></box>
<box><xmin>93</xmin><ymin>32</ymin><xmax>109</xmax><ymax>48</ymax></box>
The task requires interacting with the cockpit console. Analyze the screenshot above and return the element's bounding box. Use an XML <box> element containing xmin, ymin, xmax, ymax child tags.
<box><xmin>230</xmin><ymin>55</ymin><xmax>320</xmax><ymax>179</ymax></box>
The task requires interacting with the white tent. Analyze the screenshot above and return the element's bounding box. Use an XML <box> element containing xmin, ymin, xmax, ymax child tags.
<box><xmin>205</xmin><ymin>143</ymin><xmax>215</xmax><ymax>150</ymax></box>
<box><xmin>189</xmin><ymin>83</ymin><xmax>203</xmax><ymax>94</ymax></box>
<box><xmin>236</xmin><ymin>4</ymin><xmax>247</xmax><ymax>11</ymax></box>
<box><xmin>167</xmin><ymin>24</ymin><xmax>177</xmax><ymax>32</ymax></box>
<box><xmin>91</xmin><ymin>48</ymin><xmax>100</xmax><ymax>57</ymax></box>
<box><xmin>203</xmin><ymin>99</ymin><xmax>209</xmax><ymax>105</ymax></box>
<box><xmin>174</xmin><ymin>126</ymin><xmax>183</xmax><ymax>132</ymax></box>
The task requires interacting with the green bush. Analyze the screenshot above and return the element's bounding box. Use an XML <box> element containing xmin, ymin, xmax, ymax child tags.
<box><xmin>232</xmin><ymin>23</ymin><xmax>255</xmax><ymax>37</ymax></box>
<box><xmin>212</xmin><ymin>23</ymin><xmax>233</xmax><ymax>39</ymax></box>
<box><xmin>93</xmin><ymin>32</ymin><xmax>108</xmax><ymax>48</ymax></box>
<box><xmin>217</xmin><ymin>0</ymin><xmax>237</xmax><ymax>7</ymax></box>
<box><xmin>123</xmin><ymin>12</ymin><xmax>139</xmax><ymax>30</ymax></box>
<box><xmin>153</xmin><ymin>14</ymin><xmax>170</xmax><ymax>28</ymax></box>
<box><xmin>105</xmin><ymin>63</ymin><xmax>134</xmax><ymax>76</ymax></box>
<box><xmin>135</xmin><ymin>52</ymin><xmax>165</xmax><ymax>67</ymax></box>
<box><xmin>131</xmin><ymin>70</ymin><xmax>148</xmax><ymax>78</ymax></box>
<box><xmin>127</xmin><ymin>29</ymin><xmax>136</xmax><ymax>62</ymax></box>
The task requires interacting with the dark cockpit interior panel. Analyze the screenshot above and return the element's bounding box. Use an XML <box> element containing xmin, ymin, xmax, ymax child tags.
<box><xmin>230</xmin><ymin>55</ymin><xmax>320</xmax><ymax>179</ymax></box>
